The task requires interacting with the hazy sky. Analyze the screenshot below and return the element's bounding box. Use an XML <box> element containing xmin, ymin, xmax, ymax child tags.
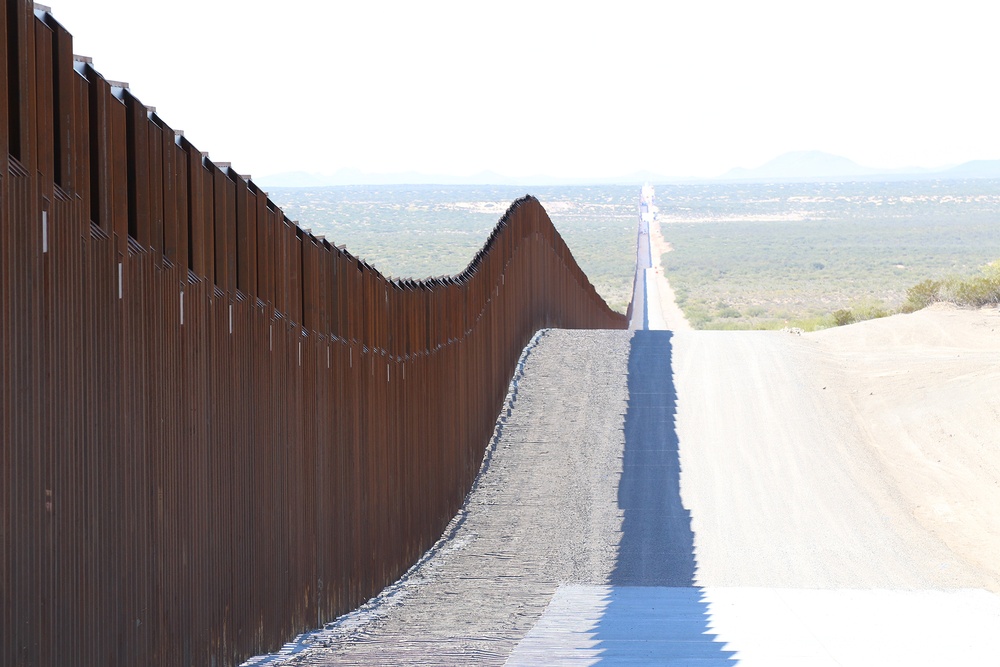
<box><xmin>49</xmin><ymin>0</ymin><xmax>1000</xmax><ymax>180</ymax></box>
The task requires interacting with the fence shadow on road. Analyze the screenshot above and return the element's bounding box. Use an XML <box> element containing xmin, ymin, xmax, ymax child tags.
<box><xmin>595</xmin><ymin>330</ymin><xmax>737</xmax><ymax>664</ymax></box>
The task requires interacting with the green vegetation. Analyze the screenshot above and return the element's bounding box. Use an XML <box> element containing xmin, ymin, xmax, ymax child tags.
<box><xmin>900</xmin><ymin>261</ymin><xmax>1000</xmax><ymax>313</ymax></box>
<box><xmin>823</xmin><ymin>261</ymin><xmax>1000</xmax><ymax>325</ymax></box>
<box><xmin>265</xmin><ymin>181</ymin><xmax>1000</xmax><ymax>328</ymax></box>
<box><xmin>829</xmin><ymin>299</ymin><xmax>892</xmax><ymax>326</ymax></box>
<box><xmin>661</xmin><ymin>215</ymin><xmax>1000</xmax><ymax>331</ymax></box>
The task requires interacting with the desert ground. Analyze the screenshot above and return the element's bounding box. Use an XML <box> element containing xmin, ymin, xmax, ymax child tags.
<box><xmin>806</xmin><ymin>301</ymin><xmax>1000</xmax><ymax>591</ymax></box>
<box><xmin>251</xmin><ymin>224</ymin><xmax>1000</xmax><ymax>665</ymax></box>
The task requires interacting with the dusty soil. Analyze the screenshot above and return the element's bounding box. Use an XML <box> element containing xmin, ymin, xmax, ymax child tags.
<box><xmin>804</xmin><ymin>303</ymin><xmax>1000</xmax><ymax>591</ymax></box>
<box><xmin>263</xmin><ymin>304</ymin><xmax>1000</xmax><ymax>664</ymax></box>
<box><xmin>674</xmin><ymin>323</ymin><xmax>994</xmax><ymax>591</ymax></box>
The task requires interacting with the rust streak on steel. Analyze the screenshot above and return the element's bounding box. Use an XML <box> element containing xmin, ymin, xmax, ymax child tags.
<box><xmin>0</xmin><ymin>1</ymin><xmax>629</xmax><ymax>666</ymax></box>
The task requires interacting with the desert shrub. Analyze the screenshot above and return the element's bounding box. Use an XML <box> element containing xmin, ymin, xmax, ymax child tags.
<box><xmin>904</xmin><ymin>260</ymin><xmax>1000</xmax><ymax>311</ymax></box>
<box><xmin>832</xmin><ymin>300</ymin><xmax>889</xmax><ymax>327</ymax></box>
<box><xmin>952</xmin><ymin>261</ymin><xmax>1000</xmax><ymax>307</ymax></box>
<box><xmin>800</xmin><ymin>314</ymin><xmax>838</xmax><ymax>331</ymax></box>
<box><xmin>832</xmin><ymin>309</ymin><xmax>855</xmax><ymax>326</ymax></box>
<box><xmin>945</xmin><ymin>275</ymin><xmax>1000</xmax><ymax>308</ymax></box>
<box><xmin>853</xmin><ymin>301</ymin><xmax>889</xmax><ymax>321</ymax></box>
<box><xmin>901</xmin><ymin>279</ymin><xmax>942</xmax><ymax>313</ymax></box>
<box><xmin>679</xmin><ymin>298</ymin><xmax>716</xmax><ymax>329</ymax></box>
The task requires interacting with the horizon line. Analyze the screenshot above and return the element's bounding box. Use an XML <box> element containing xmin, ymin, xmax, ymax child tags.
<box><xmin>258</xmin><ymin>153</ymin><xmax>1000</xmax><ymax>188</ymax></box>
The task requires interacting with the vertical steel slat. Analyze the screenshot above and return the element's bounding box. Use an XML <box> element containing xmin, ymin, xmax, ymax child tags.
<box><xmin>146</xmin><ymin>111</ymin><xmax>164</xmax><ymax>265</ymax></box>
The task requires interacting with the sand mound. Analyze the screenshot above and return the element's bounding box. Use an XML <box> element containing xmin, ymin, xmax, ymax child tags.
<box><xmin>805</xmin><ymin>305</ymin><xmax>1000</xmax><ymax>589</ymax></box>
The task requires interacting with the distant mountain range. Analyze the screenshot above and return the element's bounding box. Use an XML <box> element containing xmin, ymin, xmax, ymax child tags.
<box><xmin>257</xmin><ymin>151</ymin><xmax>1000</xmax><ymax>188</ymax></box>
<box><xmin>719</xmin><ymin>151</ymin><xmax>1000</xmax><ymax>182</ymax></box>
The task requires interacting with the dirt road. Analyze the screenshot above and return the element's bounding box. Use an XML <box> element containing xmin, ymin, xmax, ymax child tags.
<box><xmin>254</xmin><ymin>304</ymin><xmax>1000</xmax><ymax>665</ymax></box>
<box><xmin>674</xmin><ymin>328</ymin><xmax>987</xmax><ymax>591</ymax></box>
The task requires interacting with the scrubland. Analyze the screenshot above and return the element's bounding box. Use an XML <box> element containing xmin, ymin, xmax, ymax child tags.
<box><xmin>267</xmin><ymin>182</ymin><xmax>1000</xmax><ymax>329</ymax></box>
<box><xmin>660</xmin><ymin>216</ymin><xmax>1000</xmax><ymax>330</ymax></box>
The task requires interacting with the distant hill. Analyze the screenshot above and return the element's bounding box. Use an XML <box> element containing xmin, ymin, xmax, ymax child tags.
<box><xmin>940</xmin><ymin>159</ymin><xmax>1000</xmax><ymax>179</ymax></box>
<box><xmin>721</xmin><ymin>151</ymin><xmax>881</xmax><ymax>181</ymax></box>
<box><xmin>719</xmin><ymin>151</ymin><xmax>1000</xmax><ymax>183</ymax></box>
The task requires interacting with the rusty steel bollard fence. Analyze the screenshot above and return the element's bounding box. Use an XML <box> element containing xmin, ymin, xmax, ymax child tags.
<box><xmin>0</xmin><ymin>2</ymin><xmax>628</xmax><ymax>665</ymax></box>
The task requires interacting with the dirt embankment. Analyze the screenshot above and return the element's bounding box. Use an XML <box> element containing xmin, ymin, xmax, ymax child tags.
<box><xmin>804</xmin><ymin>303</ymin><xmax>1000</xmax><ymax>590</ymax></box>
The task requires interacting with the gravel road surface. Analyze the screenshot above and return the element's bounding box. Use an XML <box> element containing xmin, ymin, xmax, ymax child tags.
<box><xmin>275</xmin><ymin>329</ymin><xmax>633</xmax><ymax>665</ymax></box>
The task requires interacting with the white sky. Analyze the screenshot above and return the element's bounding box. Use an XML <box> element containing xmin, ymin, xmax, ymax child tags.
<box><xmin>48</xmin><ymin>0</ymin><xmax>1000</xmax><ymax>180</ymax></box>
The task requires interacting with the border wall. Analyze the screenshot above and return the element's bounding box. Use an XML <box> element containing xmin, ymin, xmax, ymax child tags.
<box><xmin>1</xmin><ymin>1</ymin><xmax>627</xmax><ymax>665</ymax></box>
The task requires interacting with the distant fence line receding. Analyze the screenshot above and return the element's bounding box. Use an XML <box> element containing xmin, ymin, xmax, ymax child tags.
<box><xmin>1</xmin><ymin>2</ymin><xmax>627</xmax><ymax>666</ymax></box>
